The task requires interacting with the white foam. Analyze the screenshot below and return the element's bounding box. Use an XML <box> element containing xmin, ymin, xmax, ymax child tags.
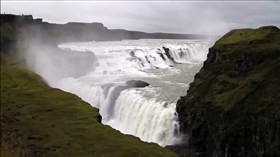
<box><xmin>43</xmin><ymin>39</ymin><xmax>209</xmax><ymax>146</ymax></box>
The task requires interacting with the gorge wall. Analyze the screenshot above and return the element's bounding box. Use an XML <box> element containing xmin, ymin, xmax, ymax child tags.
<box><xmin>176</xmin><ymin>26</ymin><xmax>280</xmax><ymax>157</ymax></box>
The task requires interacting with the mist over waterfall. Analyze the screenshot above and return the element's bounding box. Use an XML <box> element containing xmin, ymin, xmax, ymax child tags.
<box><xmin>26</xmin><ymin>39</ymin><xmax>209</xmax><ymax>146</ymax></box>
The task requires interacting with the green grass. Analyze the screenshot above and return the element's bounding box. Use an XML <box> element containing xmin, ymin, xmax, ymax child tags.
<box><xmin>1</xmin><ymin>56</ymin><xmax>177</xmax><ymax>157</ymax></box>
<box><xmin>214</xmin><ymin>26</ymin><xmax>279</xmax><ymax>46</ymax></box>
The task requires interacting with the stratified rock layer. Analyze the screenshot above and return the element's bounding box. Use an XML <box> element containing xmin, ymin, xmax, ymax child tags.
<box><xmin>176</xmin><ymin>26</ymin><xmax>280</xmax><ymax>157</ymax></box>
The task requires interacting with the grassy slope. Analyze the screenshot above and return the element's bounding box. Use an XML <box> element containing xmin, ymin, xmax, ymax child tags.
<box><xmin>0</xmin><ymin>54</ymin><xmax>177</xmax><ymax>157</ymax></box>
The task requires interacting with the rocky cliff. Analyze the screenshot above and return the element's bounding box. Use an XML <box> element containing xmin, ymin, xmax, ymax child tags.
<box><xmin>176</xmin><ymin>26</ymin><xmax>280</xmax><ymax>157</ymax></box>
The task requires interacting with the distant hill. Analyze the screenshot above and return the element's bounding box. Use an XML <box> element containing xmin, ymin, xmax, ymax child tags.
<box><xmin>0</xmin><ymin>14</ymin><xmax>210</xmax><ymax>51</ymax></box>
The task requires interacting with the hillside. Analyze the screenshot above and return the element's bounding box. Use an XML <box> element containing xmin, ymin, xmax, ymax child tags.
<box><xmin>176</xmin><ymin>26</ymin><xmax>280</xmax><ymax>157</ymax></box>
<box><xmin>1</xmin><ymin>55</ymin><xmax>178</xmax><ymax>157</ymax></box>
<box><xmin>0</xmin><ymin>14</ymin><xmax>178</xmax><ymax>157</ymax></box>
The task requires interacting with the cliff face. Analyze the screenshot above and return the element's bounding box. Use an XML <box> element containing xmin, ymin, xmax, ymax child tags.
<box><xmin>176</xmin><ymin>26</ymin><xmax>280</xmax><ymax>157</ymax></box>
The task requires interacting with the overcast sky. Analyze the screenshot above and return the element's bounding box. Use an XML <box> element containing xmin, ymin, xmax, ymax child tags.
<box><xmin>1</xmin><ymin>1</ymin><xmax>280</xmax><ymax>35</ymax></box>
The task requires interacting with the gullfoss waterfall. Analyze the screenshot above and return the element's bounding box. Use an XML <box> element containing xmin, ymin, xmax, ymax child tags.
<box><xmin>27</xmin><ymin>39</ymin><xmax>209</xmax><ymax>146</ymax></box>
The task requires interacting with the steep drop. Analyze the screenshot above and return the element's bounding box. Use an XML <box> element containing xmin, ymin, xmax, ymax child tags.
<box><xmin>28</xmin><ymin>39</ymin><xmax>209</xmax><ymax>146</ymax></box>
<box><xmin>176</xmin><ymin>26</ymin><xmax>280</xmax><ymax>156</ymax></box>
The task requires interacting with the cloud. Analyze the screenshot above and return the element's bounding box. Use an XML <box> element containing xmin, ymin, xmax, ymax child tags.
<box><xmin>1</xmin><ymin>1</ymin><xmax>280</xmax><ymax>35</ymax></box>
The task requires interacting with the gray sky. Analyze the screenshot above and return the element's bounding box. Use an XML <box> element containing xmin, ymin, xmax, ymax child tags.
<box><xmin>1</xmin><ymin>1</ymin><xmax>280</xmax><ymax>35</ymax></box>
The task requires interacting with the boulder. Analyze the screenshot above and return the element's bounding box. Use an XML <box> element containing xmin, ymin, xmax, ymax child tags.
<box><xmin>125</xmin><ymin>80</ymin><xmax>149</xmax><ymax>88</ymax></box>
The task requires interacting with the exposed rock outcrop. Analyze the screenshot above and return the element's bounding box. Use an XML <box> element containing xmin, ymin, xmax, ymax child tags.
<box><xmin>176</xmin><ymin>26</ymin><xmax>280</xmax><ymax>157</ymax></box>
<box><xmin>125</xmin><ymin>80</ymin><xmax>150</xmax><ymax>88</ymax></box>
<box><xmin>163</xmin><ymin>46</ymin><xmax>178</xmax><ymax>64</ymax></box>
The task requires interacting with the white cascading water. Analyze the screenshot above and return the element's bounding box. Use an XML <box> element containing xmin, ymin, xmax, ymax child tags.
<box><xmin>107</xmin><ymin>89</ymin><xmax>180</xmax><ymax>145</ymax></box>
<box><xmin>27</xmin><ymin>39</ymin><xmax>209</xmax><ymax>146</ymax></box>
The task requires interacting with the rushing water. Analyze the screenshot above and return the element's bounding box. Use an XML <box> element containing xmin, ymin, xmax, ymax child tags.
<box><xmin>38</xmin><ymin>39</ymin><xmax>209</xmax><ymax>146</ymax></box>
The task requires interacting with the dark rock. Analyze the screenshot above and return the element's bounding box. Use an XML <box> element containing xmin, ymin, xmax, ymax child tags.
<box><xmin>163</xmin><ymin>46</ymin><xmax>178</xmax><ymax>64</ymax></box>
<box><xmin>158</xmin><ymin>52</ymin><xmax>166</xmax><ymax>61</ymax></box>
<box><xmin>145</xmin><ymin>56</ymin><xmax>151</xmax><ymax>64</ymax></box>
<box><xmin>231</xmin><ymin>53</ymin><xmax>264</xmax><ymax>76</ymax></box>
<box><xmin>97</xmin><ymin>114</ymin><xmax>102</xmax><ymax>123</ymax></box>
<box><xmin>176</xmin><ymin>26</ymin><xmax>280</xmax><ymax>157</ymax></box>
<box><xmin>125</xmin><ymin>80</ymin><xmax>149</xmax><ymax>88</ymax></box>
<box><xmin>130</xmin><ymin>51</ymin><xmax>135</xmax><ymax>57</ymax></box>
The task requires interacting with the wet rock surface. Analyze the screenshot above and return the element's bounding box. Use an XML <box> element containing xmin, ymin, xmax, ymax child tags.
<box><xmin>125</xmin><ymin>80</ymin><xmax>150</xmax><ymax>88</ymax></box>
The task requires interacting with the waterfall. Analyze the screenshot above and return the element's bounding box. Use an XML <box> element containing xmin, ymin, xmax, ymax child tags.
<box><xmin>104</xmin><ymin>89</ymin><xmax>181</xmax><ymax>146</ymax></box>
<box><xmin>30</xmin><ymin>39</ymin><xmax>209</xmax><ymax>146</ymax></box>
